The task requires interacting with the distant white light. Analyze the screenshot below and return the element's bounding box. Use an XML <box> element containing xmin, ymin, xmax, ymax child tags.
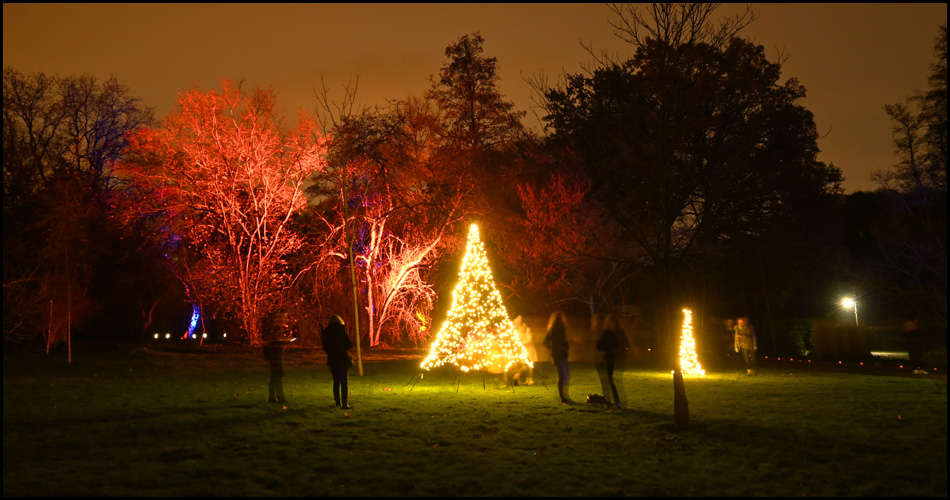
<box><xmin>841</xmin><ymin>297</ymin><xmax>858</xmax><ymax>326</ymax></box>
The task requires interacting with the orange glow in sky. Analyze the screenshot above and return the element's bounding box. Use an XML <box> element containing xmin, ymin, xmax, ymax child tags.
<box><xmin>4</xmin><ymin>3</ymin><xmax>946</xmax><ymax>193</ymax></box>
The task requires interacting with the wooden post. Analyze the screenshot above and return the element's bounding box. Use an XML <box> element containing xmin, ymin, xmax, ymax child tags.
<box><xmin>673</xmin><ymin>367</ymin><xmax>689</xmax><ymax>431</ymax></box>
<box><xmin>340</xmin><ymin>162</ymin><xmax>363</xmax><ymax>376</ymax></box>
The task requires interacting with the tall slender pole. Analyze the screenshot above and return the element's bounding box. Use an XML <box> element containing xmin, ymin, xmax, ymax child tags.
<box><xmin>340</xmin><ymin>163</ymin><xmax>364</xmax><ymax>376</ymax></box>
<box><xmin>66</xmin><ymin>243</ymin><xmax>72</xmax><ymax>365</ymax></box>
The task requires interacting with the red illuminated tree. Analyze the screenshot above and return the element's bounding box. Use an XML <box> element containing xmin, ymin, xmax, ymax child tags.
<box><xmin>312</xmin><ymin>96</ymin><xmax>465</xmax><ymax>347</ymax></box>
<box><xmin>514</xmin><ymin>167</ymin><xmax>632</xmax><ymax>313</ymax></box>
<box><xmin>122</xmin><ymin>80</ymin><xmax>328</xmax><ymax>344</ymax></box>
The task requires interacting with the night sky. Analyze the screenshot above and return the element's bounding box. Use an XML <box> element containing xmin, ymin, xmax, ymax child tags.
<box><xmin>4</xmin><ymin>3</ymin><xmax>946</xmax><ymax>193</ymax></box>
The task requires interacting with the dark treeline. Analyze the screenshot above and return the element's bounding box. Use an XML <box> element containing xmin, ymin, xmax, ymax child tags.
<box><xmin>3</xmin><ymin>6</ymin><xmax>945</xmax><ymax>365</ymax></box>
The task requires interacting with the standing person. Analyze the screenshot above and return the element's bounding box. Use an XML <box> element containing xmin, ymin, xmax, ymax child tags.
<box><xmin>543</xmin><ymin>311</ymin><xmax>571</xmax><ymax>403</ymax></box>
<box><xmin>596</xmin><ymin>313</ymin><xmax>628</xmax><ymax>408</ymax></box>
<box><xmin>721</xmin><ymin>318</ymin><xmax>737</xmax><ymax>372</ymax></box>
<box><xmin>263</xmin><ymin>336</ymin><xmax>293</xmax><ymax>404</ymax></box>
<box><xmin>512</xmin><ymin>315</ymin><xmax>537</xmax><ymax>385</ymax></box>
<box><xmin>734</xmin><ymin>316</ymin><xmax>758</xmax><ymax>376</ymax></box>
<box><xmin>592</xmin><ymin>313</ymin><xmax>610</xmax><ymax>403</ymax></box>
<box><xmin>321</xmin><ymin>314</ymin><xmax>353</xmax><ymax>409</ymax></box>
<box><xmin>262</xmin><ymin>310</ymin><xmax>295</xmax><ymax>404</ymax></box>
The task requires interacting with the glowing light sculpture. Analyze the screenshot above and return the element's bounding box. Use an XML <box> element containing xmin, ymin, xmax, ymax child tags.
<box><xmin>421</xmin><ymin>224</ymin><xmax>533</xmax><ymax>374</ymax></box>
<box><xmin>181</xmin><ymin>304</ymin><xmax>200</xmax><ymax>340</ymax></box>
<box><xmin>678</xmin><ymin>308</ymin><xmax>705</xmax><ymax>376</ymax></box>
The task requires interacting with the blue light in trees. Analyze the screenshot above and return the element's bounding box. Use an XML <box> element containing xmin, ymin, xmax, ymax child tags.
<box><xmin>184</xmin><ymin>305</ymin><xmax>200</xmax><ymax>340</ymax></box>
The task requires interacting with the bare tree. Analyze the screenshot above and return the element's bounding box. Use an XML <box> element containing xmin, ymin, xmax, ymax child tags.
<box><xmin>311</xmin><ymin>93</ymin><xmax>466</xmax><ymax>348</ymax></box>
<box><xmin>606</xmin><ymin>3</ymin><xmax>757</xmax><ymax>51</ymax></box>
<box><xmin>875</xmin><ymin>24</ymin><xmax>947</xmax><ymax>192</ymax></box>
<box><xmin>3</xmin><ymin>69</ymin><xmax>153</xmax><ymax>348</ymax></box>
<box><xmin>875</xmin><ymin>102</ymin><xmax>931</xmax><ymax>191</ymax></box>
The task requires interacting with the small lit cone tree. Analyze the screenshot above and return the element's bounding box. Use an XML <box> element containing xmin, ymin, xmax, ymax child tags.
<box><xmin>678</xmin><ymin>308</ymin><xmax>705</xmax><ymax>376</ymax></box>
<box><xmin>421</xmin><ymin>224</ymin><xmax>533</xmax><ymax>374</ymax></box>
<box><xmin>674</xmin><ymin>308</ymin><xmax>704</xmax><ymax>431</ymax></box>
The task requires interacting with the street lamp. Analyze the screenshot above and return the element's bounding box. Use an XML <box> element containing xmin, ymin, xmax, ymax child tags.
<box><xmin>841</xmin><ymin>297</ymin><xmax>858</xmax><ymax>326</ymax></box>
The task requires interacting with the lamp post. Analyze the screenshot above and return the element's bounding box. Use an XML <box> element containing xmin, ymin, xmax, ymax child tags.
<box><xmin>841</xmin><ymin>297</ymin><xmax>858</xmax><ymax>326</ymax></box>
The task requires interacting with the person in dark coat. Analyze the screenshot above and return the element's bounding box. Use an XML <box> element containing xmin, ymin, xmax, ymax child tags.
<box><xmin>543</xmin><ymin>311</ymin><xmax>571</xmax><ymax>403</ymax></box>
<box><xmin>596</xmin><ymin>313</ymin><xmax>628</xmax><ymax>408</ymax></box>
<box><xmin>321</xmin><ymin>314</ymin><xmax>353</xmax><ymax>409</ymax></box>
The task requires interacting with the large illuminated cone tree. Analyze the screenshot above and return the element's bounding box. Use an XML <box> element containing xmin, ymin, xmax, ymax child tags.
<box><xmin>421</xmin><ymin>224</ymin><xmax>533</xmax><ymax>374</ymax></box>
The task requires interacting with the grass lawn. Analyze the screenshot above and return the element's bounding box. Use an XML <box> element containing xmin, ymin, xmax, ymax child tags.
<box><xmin>3</xmin><ymin>343</ymin><xmax>946</xmax><ymax>496</ymax></box>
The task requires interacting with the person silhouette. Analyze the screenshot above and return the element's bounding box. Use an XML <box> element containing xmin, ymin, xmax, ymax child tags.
<box><xmin>734</xmin><ymin>316</ymin><xmax>758</xmax><ymax>376</ymax></box>
<box><xmin>511</xmin><ymin>315</ymin><xmax>537</xmax><ymax>385</ymax></box>
<box><xmin>321</xmin><ymin>314</ymin><xmax>354</xmax><ymax>409</ymax></box>
<box><xmin>263</xmin><ymin>337</ymin><xmax>293</xmax><ymax>404</ymax></box>
<box><xmin>596</xmin><ymin>313</ymin><xmax>628</xmax><ymax>408</ymax></box>
<box><xmin>543</xmin><ymin>311</ymin><xmax>571</xmax><ymax>403</ymax></box>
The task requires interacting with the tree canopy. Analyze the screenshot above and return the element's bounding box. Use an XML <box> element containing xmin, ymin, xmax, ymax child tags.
<box><xmin>121</xmin><ymin>80</ymin><xmax>328</xmax><ymax>345</ymax></box>
<box><xmin>533</xmin><ymin>6</ymin><xmax>843</xmax><ymax>347</ymax></box>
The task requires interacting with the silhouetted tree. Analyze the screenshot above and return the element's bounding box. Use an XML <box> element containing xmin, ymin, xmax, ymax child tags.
<box><xmin>865</xmin><ymin>24</ymin><xmax>947</xmax><ymax>329</ymax></box>
<box><xmin>875</xmin><ymin>24</ymin><xmax>947</xmax><ymax>192</ymax></box>
<box><xmin>3</xmin><ymin>69</ymin><xmax>153</xmax><ymax>348</ymax></box>
<box><xmin>537</xmin><ymin>5</ymin><xmax>842</xmax><ymax>350</ymax></box>
<box><xmin>426</xmin><ymin>32</ymin><xmax>529</xmax><ymax>228</ymax></box>
<box><xmin>427</xmin><ymin>32</ymin><xmax>526</xmax><ymax>153</ymax></box>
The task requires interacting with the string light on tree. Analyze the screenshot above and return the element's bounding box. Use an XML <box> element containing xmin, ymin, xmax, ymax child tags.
<box><xmin>678</xmin><ymin>308</ymin><xmax>705</xmax><ymax>376</ymax></box>
<box><xmin>421</xmin><ymin>224</ymin><xmax>533</xmax><ymax>374</ymax></box>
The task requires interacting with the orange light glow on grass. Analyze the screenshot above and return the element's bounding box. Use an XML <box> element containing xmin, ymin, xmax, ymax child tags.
<box><xmin>421</xmin><ymin>224</ymin><xmax>532</xmax><ymax>373</ymax></box>
<box><xmin>678</xmin><ymin>308</ymin><xmax>705</xmax><ymax>376</ymax></box>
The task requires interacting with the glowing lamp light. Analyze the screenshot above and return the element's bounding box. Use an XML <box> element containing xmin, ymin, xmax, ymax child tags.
<box><xmin>165</xmin><ymin>333</ymin><xmax>171</xmax><ymax>339</ymax></box>
<box><xmin>421</xmin><ymin>223</ymin><xmax>533</xmax><ymax>374</ymax></box>
<box><xmin>678</xmin><ymin>308</ymin><xmax>705</xmax><ymax>376</ymax></box>
<box><xmin>841</xmin><ymin>297</ymin><xmax>858</xmax><ymax>326</ymax></box>
<box><xmin>154</xmin><ymin>333</ymin><xmax>159</xmax><ymax>339</ymax></box>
